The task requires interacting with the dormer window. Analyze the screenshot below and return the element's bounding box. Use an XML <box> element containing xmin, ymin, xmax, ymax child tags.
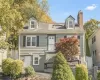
<box><xmin>68</xmin><ymin>20</ymin><xmax>74</xmax><ymax>29</ymax></box>
<box><xmin>30</xmin><ymin>20</ymin><xmax>35</xmax><ymax>29</ymax></box>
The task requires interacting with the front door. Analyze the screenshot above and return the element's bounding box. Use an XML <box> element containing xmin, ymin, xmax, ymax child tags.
<box><xmin>48</xmin><ymin>36</ymin><xmax>55</xmax><ymax>51</ymax></box>
<box><xmin>24</xmin><ymin>56</ymin><xmax>32</xmax><ymax>67</ymax></box>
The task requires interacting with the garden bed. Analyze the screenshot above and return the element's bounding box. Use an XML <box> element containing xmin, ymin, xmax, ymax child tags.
<box><xmin>17</xmin><ymin>73</ymin><xmax>51</xmax><ymax>80</ymax></box>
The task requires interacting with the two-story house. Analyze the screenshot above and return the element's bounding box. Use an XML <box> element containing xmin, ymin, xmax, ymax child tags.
<box><xmin>88</xmin><ymin>28</ymin><xmax>100</xmax><ymax>67</ymax></box>
<box><xmin>18</xmin><ymin>10</ymin><xmax>86</xmax><ymax>72</ymax></box>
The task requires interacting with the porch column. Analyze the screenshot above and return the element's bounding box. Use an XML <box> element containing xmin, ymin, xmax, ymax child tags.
<box><xmin>80</xmin><ymin>33</ymin><xmax>87</xmax><ymax>65</ymax></box>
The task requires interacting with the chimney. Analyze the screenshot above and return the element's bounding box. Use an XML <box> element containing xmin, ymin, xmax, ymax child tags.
<box><xmin>77</xmin><ymin>10</ymin><xmax>83</xmax><ymax>28</ymax></box>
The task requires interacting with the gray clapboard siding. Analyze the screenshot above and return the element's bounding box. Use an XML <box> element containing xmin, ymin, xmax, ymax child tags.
<box><xmin>56</xmin><ymin>34</ymin><xmax>65</xmax><ymax>42</ymax></box>
<box><xmin>39</xmin><ymin>35</ymin><xmax>47</xmax><ymax>47</ymax></box>
<box><xmin>20</xmin><ymin>34</ymin><xmax>47</xmax><ymax>48</ymax></box>
<box><xmin>80</xmin><ymin>35</ymin><xmax>84</xmax><ymax>56</ymax></box>
<box><xmin>32</xmin><ymin>55</ymin><xmax>45</xmax><ymax>71</ymax></box>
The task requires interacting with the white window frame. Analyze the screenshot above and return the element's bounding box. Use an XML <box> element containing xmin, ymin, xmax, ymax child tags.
<box><xmin>68</xmin><ymin>20</ymin><xmax>74</xmax><ymax>29</ymax></box>
<box><xmin>67</xmin><ymin>35</ymin><xmax>72</xmax><ymax>38</ymax></box>
<box><xmin>26</xmin><ymin>35</ymin><xmax>36</xmax><ymax>47</ymax></box>
<box><xmin>30</xmin><ymin>20</ymin><xmax>35</xmax><ymax>29</ymax></box>
<box><xmin>33</xmin><ymin>55</ymin><xmax>39</xmax><ymax>65</ymax></box>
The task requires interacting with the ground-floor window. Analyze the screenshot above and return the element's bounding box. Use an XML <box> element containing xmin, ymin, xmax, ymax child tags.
<box><xmin>33</xmin><ymin>55</ymin><xmax>39</xmax><ymax>65</ymax></box>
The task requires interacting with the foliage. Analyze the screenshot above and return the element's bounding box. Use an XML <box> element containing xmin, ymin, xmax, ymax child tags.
<box><xmin>84</xmin><ymin>19</ymin><xmax>100</xmax><ymax>39</ymax></box>
<box><xmin>84</xmin><ymin>19</ymin><xmax>100</xmax><ymax>56</ymax></box>
<box><xmin>0</xmin><ymin>0</ymin><xmax>52</xmax><ymax>50</ymax></box>
<box><xmin>97</xmin><ymin>70</ymin><xmax>100</xmax><ymax>80</ymax></box>
<box><xmin>0</xmin><ymin>40</ymin><xmax>8</xmax><ymax>49</ymax></box>
<box><xmin>2</xmin><ymin>58</ymin><xmax>14</xmax><ymax>75</ymax></box>
<box><xmin>51</xmin><ymin>52</ymin><xmax>75</xmax><ymax>80</ymax></box>
<box><xmin>75</xmin><ymin>64</ymin><xmax>88</xmax><ymax>80</ymax></box>
<box><xmin>13</xmin><ymin>0</ymin><xmax>52</xmax><ymax>23</ymax></box>
<box><xmin>25</xmin><ymin>66</ymin><xmax>35</xmax><ymax>77</ymax></box>
<box><xmin>88</xmin><ymin>75</ymin><xmax>92</xmax><ymax>80</ymax></box>
<box><xmin>56</xmin><ymin>36</ymin><xmax>79</xmax><ymax>60</ymax></box>
<box><xmin>10</xmin><ymin>60</ymin><xmax>23</xmax><ymax>78</ymax></box>
<box><xmin>2</xmin><ymin>58</ymin><xmax>23</xmax><ymax>79</ymax></box>
<box><xmin>85</xmin><ymin>38</ymin><xmax>91</xmax><ymax>56</ymax></box>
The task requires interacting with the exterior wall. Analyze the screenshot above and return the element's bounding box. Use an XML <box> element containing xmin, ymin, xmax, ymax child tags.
<box><xmin>20</xmin><ymin>34</ymin><xmax>47</xmax><ymax>48</ymax></box>
<box><xmin>20</xmin><ymin>55</ymin><xmax>45</xmax><ymax>72</ymax></box>
<box><xmin>19</xmin><ymin>33</ymin><xmax>84</xmax><ymax>57</ymax></box>
<box><xmin>32</xmin><ymin>55</ymin><xmax>45</xmax><ymax>71</ymax></box>
<box><xmin>86</xmin><ymin>56</ymin><xmax>93</xmax><ymax>69</ymax></box>
<box><xmin>10</xmin><ymin>50</ymin><xmax>19</xmax><ymax>59</ymax></box>
<box><xmin>95</xmin><ymin>29</ymin><xmax>100</xmax><ymax>66</ymax></box>
<box><xmin>65</xmin><ymin>17</ymin><xmax>75</xmax><ymax>29</ymax></box>
<box><xmin>88</xmin><ymin>29</ymin><xmax>100</xmax><ymax>66</ymax></box>
<box><xmin>19</xmin><ymin>33</ymin><xmax>85</xmax><ymax>71</ymax></box>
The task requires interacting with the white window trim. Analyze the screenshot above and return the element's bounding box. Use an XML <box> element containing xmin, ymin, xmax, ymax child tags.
<box><xmin>30</xmin><ymin>20</ymin><xmax>35</xmax><ymax>29</ymax></box>
<box><xmin>26</xmin><ymin>35</ymin><xmax>36</xmax><ymax>47</ymax></box>
<box><xmin>67</xmin><ymin>35</ymin><xmax>72</xmax><ymax>38</ymax></box>
<box><xmin>68</xmin><ymin>20</ymin><xmax>74</xmax><ymax>29</ymax></box>
<box><xmin>33</xmin><ymin>55</ymin><xmax>39</xmax><ymax>65</ymax></box>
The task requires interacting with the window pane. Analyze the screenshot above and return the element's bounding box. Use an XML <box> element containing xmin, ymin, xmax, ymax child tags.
<box><xmin>34</xmin><ymin>57</ymin><xmax>39</xmax><ymax>65</ymax></box>
<box><xmin>35</xmin><ymin>57</ymin><xmax>38</xmax><ymax>61</ymax></box>
<box><xmin>31</xmin><ymin>21</ymin><xmax>34</xmax><ymax>28</ymax></box>
<box><xmin>69</xmin><ymin>21</ymin><xmax>73</xmax><ymax>28</ymax></box>
<box><xmin>27</xmin><ymin>37</ymin><xmax>31</xmax><ymax>46</ymax></box>
<box><xmin>32</xmin><ymin>37</ymin><xmax>36</xmax><ymax>46</ymax></box>
<box><xmin>35</xmin><ymin>61</ymin><xmax>38</xmax><ymax>64</ymax></box>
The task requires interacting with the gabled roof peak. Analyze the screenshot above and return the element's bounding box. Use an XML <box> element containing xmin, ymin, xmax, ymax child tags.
<box><xmin>65</xmin><ymin>15</ymin><xmax>75</xmax><ymax>21</ymax></box>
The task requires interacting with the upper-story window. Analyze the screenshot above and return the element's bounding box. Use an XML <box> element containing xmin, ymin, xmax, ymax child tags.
<box><xmin>30</xmin><ymin>20</ymin><xmax>35</xmax><ymax>29</ymax></box>
<box><xmin>26</xmin><ymin>36</ymin><xmax>36</xmax><ymax>47</ymax></box>
<box><xmin>68</xmin><ymin>20</ymin><xmax>74</xmax><ymax>29</ymax></box>
<box><xmin>92</xmin><ymin>36</ymin><xmax>96</xmax><ymax>44</ymax></box>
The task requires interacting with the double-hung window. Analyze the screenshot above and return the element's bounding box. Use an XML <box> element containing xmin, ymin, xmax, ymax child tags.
<box><xmin>30</xmin><ymin>20</ymin><xmax>35</xmax><ymax>29</ymax></box>
<box><xmin>68</xmin><ymin>20</ymin><xmax>74</xmax><ymax>29</ymax></box>
<box><xmin>26</xmin><ymin>36</ymin><xmax>36</xmax><ymax>47</ymax></box>
<box><xmin>33</xmin><ymin>55</ymin><xmax>39</xmax><ymax>65</ymax></box>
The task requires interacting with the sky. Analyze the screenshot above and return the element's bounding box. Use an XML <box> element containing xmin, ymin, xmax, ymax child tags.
<box><xmin>48</xmin><ymin>0</ymin><xmax>100</xmax><ymax>23</ymax></box>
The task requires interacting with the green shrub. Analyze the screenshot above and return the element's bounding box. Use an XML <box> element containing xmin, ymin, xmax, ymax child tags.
<box><xmin>2</xmin><ymin>58</ymin><xmax>14</xmax><ymax>75</ymax></box>
<box><xmin>88</xmin><ymin>75</ymin><xmax>92</xmax><ymax>80</ymax></box>
<box><xmin>51</xmin><ymin>52</ymin><xmax>75</xmax><ymax>80</ymax></box>
<box><xmin>10</xmin><ymin>60</ymin><xmax>23</xmax><ymax>78</ymax></box>
<box><xmin>25</xmin><ymin>66</ymin><xmax>35</xmax><ymax>76</ymax></box>
<box><xmin>2</xmin><ymin>58</ymin><xmax>23</xmax><ymax>79</ymax></box>
<box><xmin>75</xmin><ymin>64</ymin><xmax>88</xmax><ymax>80</ymax></box>
<box><xmin>97</xmin><ymin>70</ymin><xmax>100</xmax><ymax>80</ymax></box>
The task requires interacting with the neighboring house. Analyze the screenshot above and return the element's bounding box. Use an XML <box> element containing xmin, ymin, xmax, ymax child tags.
<box><xmin>0</xmin><ymin>26</ymin><xmax>7</xmax><ymax>71</ymax></box>
<box><xmin>18</xmin><ymin>10</ymin><xmax>86</xmax><ymax>72</ymax></box>
<box><xmin>88</xmin><ymin>28</ymin><xmax>100</xmax><ymax>67</ymax></box>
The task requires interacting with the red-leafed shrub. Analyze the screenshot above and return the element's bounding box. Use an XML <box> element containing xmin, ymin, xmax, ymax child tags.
<box><xmin>56</xmin><ymin>36</ymin><xmax>79</xmax><ymax>60</ymax></box>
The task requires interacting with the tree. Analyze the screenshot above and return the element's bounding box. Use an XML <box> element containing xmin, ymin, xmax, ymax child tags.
<box><xmin>51</xmin><ymin>52</ymin><xmax>75</xmax><ymax>80</ymax></box>
<box><xmin>56</xmin><ymin>36</ymin><xmax>79</xmax><ymax>60</ymax></box>
<box><xmin>84</xmin><ymin>19</ymin><xmax>100</xmax><ymax>39</ymax></box>
<box><xmin>13</xmin><ymin>0</ymin><xmax>52</xmax><ymax>23</ymax></box>
<box><xmin>0</xmin><ymin>0</ymin><xmax>52</xmax><ymax>50</ymax></box>
<box><xmin>75</xmin><ymin>64</ymin><xmax>88</xmax><ymax>80</ymax></box>
<box><xmin>84</xmin><ymin>19</ymin><xmax>100</xmax><ymax>56</ymax></box>
<box><xmin>0</xmin><ymin>0</ymin><xmax>24</xmax><ymax>50</ymax></box>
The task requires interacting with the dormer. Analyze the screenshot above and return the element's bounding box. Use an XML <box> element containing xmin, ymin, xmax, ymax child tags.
<box><xmin>65</xmin><ymin>15</ymin><xmax>75</xmax><ymax>29</ymax></box>
<box><xmin>29</xmin><ymin>18</ymin><xmax>38</xmax><ymax>29</ymax></box>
